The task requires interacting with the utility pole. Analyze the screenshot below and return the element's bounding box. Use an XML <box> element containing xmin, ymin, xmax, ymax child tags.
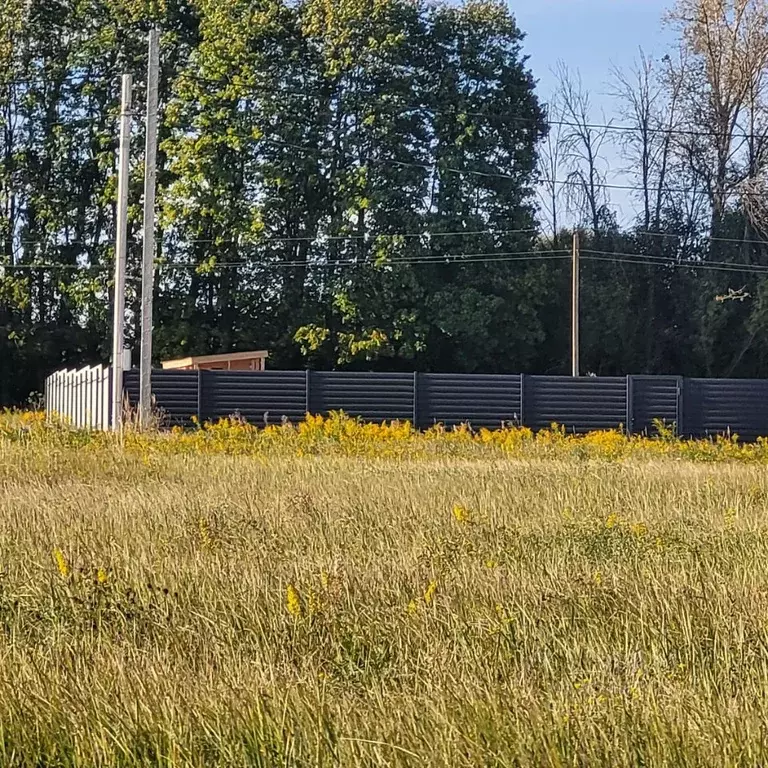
<box><xmin>571</xmin><ymin>230</ymin><xmax>580</xmax><ymax>378</ymax></box>
<box><xmin>140</xmin><ymin>28</ymin><xmax>160</xmax><ymax>429</ymax></box>
<box><xmin>111</xmin><ymin>73</ymin><xmax>132</xmax><ymax>432</ymax></box>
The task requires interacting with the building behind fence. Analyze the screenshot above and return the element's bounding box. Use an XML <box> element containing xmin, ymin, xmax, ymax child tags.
<box><xmin>45</xmin><ymin>365</ymin><xmax>768</xmax><ymax>440</ymax></box>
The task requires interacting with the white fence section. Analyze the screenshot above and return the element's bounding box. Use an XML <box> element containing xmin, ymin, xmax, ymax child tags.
<box><xmin>45</xmin><ymin>365</ymin><xmax>112</xmax><ymax>430</ymax></box>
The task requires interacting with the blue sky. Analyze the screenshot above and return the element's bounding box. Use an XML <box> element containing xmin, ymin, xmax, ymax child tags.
<box><xmin>512</xmin><ymin>0</ymin><xmax>676</xmax><ymax>223</ymax></box>
<box><xmin>513</xmin><ymin>0</ymin><xmax>674</xmax><ymax>98</ymax></box>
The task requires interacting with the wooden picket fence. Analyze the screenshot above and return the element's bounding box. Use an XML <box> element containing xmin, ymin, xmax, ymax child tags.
<box><xmin>45</xmin><ymin>365</ymin><xmax>112</xmax><ymax>431</ymax></box>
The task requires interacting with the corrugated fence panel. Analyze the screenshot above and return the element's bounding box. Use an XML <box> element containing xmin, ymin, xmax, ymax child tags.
<box><xmin>632</xmin><ymin>376</ymin><xmax>679</xmax><ymax>435</ymax></box>
<box><xmin>684</xmin><ymin>378</ymin><xmax>768</xmax><ymax>440</ymax></box>
<box><xmin>124</xmin><ymin>370</ymin><xmax>199</xmax><ymax>426</ymax></box>
<box><xmin>418</xmin><ymin>374</ymin><xmax>521</xmax><ymax>429</ymax></box>
<box><xmin>204</xmin><ymin>371</ymin><xmax>307</xmax><ymax>424</ymax></box>
<box><xmin>118</xmin><ymin>370</ymin><xmax>768</xmax><ymax>438</ymax></box>
<box><xmin>311</xmin><ymin>372</ymin><xmax>414</xmax><ymax>422</ymax></box>
<box><xmin>526</xmin><ymin>376</ymin><xmax>627</xmax><ymax>433</ymax></box>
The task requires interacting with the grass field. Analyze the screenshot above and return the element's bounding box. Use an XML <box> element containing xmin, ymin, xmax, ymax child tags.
<box><xmin>3</xmin><ymin>413</ymin><xmax>768</xmax><ymax>765</ymax></box>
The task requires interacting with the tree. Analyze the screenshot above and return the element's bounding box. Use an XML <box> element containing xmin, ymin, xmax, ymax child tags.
<box><xmin>163</xmin><ymin>0</ymin><xmax>547</xmax><ymax>373</ymax></box>
<box><xmin>666</xmin><ymin>0</ymin><xmax>768</xmax><ymax>231</ymax></box>
<box><xmin>555</xmin><ymin>63</ymin><xmax>613</xmax><ymax>236</ymax></box>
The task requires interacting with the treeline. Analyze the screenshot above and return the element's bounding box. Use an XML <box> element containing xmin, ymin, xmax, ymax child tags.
<box><xmin>3</xmin><ymin>0</ymin><xmax>768</xmax><ymax>405</ymax></box>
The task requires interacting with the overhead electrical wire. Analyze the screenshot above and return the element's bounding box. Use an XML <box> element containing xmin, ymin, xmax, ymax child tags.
<box><xmin>1</xmin><ymin>250</ymin><xmax>569</xmax><ymax>272</ymax></box>
<box><xmin>12</xmin><ymin>227</ymin><xmax>539</xmax><ymax>247</ymax></box>
<box><xmin>581</xmin><ymin>250</ymin><xmax>768</xmax><ymax>275</ymax></box>
<box><xmin>7</xmin><ymin>73</ymin><xmax>768</xmax><ymax>143</ymax></box>
<box><xmin>636</xmin><ymin>230</ymin><xmax>768</xmax><ymax>247</ymax></box>
<box><xmin>170</xmin><ymin>133</ymin><xmax>768</xmax><ymax>197</ymax></box>
<box><xmin>8</xmin><ymin>248</ymin><xmax>768</xmax><ymax>276</ymax></box>
<box><xmin>158</xmin><ymin>251</ymin><xmax>571</xmax><ymax>270</ymax></box>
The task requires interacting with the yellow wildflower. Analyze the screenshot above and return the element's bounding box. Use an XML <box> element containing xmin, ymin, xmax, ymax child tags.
<box><xmin>630</xmin><ymin>522</ymin><xmax>648</xmax><ymax>537</ymax></box>
<box><xmin>605</xmin><ymin>513</ymin><xmax>620</xmax><ymax>529</ymax></box>
<box><xmin>407</xmin><ymin>599</ymin><xmax>418</xmax><ymax>615</ymax></box>
<box><xmin>96</xmin><ymin>568</ymin><xmax>108</xmax><ymax>584</ymax></box>
<box><xmin>452</xmin><ymin>505</ymin><xmax>472</xmax><ymax>524</ymax></box>
<box><xmin>423</xmin><ymin>580</ymin><xmax>438</xmax><ymax>605</ymax></box>
<box><xmin>52</xmin><ymin>548</ymin><xmax>70</xmax><ymax>579</ymax></box>
<box><xmin>485</xmin><ymin>559</ymin><xmax>499</xmax><ymax>569</ymax></box>
<box><xmin>286</xmin><ymin>583</ymin><xmax>303</xmax><ymax>618</ymax></box>
<box><xmin>592</xmin><ymin>570</ymin><xmax>603</xmax><ymax>586</ymax></box>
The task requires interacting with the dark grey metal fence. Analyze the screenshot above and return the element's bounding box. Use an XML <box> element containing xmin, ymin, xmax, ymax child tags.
<box><xmin>123</xmin><ymin>370</ymin><xmax>768</xmax><ymax>438</ymax></box>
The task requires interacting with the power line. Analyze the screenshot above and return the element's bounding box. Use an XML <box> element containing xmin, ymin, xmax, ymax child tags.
<box><xmin>0</xmin><ymin>250</ymin><xmax>569</xmax><ymax>272</ymax></box>
<box><xmin>10</xmin><ymin>73</ymin><xmax>768</xmax><ymax>143</ymax></box>
<box><xmin>9</xmin><ymin>248</ymin><xmax>768</xmax><ymax>276</ymax></box>
<box><xmin>13</xmin><ymin>227</ymin><xmax>538</xmax><ymax>248</ymax></box>
<box><xmin>582</xmin><ymin>249</ymin><xmax>768</xmax><ymax>275</ymax></box>
<box><xmin>159</xmin><ymin>250</ymin><xmax>570</xmax><ymax>269</ymax></box>
<box><xmin>584</xmin><ymin>254</ymin><xmax>768</xmax><ymax>275</ymax></box>
<box><xmin>175</xmin><ymin>135</ymin><xmax>759</xmax><ymax>197</ymax></box>
<box><xmin>636</xmin><ymin>230</ymin><xmax>768</xmax><ymax>247</ymax></box>
<box><xmin>180</xmin><ymin>226</ymin><xmax>538</xmax><ymax>244</ymax></box>
<box><xmin>154</xmin><ymin>129</ymin><xmax>752</xmax><ymax>196</ymax></box>
<box><xmin>383</xmin><ymin>158</ymin><xmax>758</xmax><ymax>196</ymax></box>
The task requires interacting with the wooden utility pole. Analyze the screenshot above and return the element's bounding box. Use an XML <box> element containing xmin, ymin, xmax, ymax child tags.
<box><xmin>111</xmin><ymin>73</ymin><xmax>132</xmax><ymax>432</ymax></box>
<box><xmin>140</xmin><ymin>28</ymin><xmax>160</xmax><ymax>428</ymax></box>
<box><xmin>571</xmin><ymin>230</ymin><xmax>580</xmax><ymax>378</ymax></box>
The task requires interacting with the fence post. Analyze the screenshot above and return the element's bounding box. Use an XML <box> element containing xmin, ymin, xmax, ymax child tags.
<box><xmin>80</xmin><ymin>368</ymin><xmax>86</xmax><ymax>428</ymax></box>
<box><xmin>103</xmin><ymin>367</ymin><xmax>111</xmax><ymax>431</ymax></box>
<box><xmin>51</xmin><ymin>372</ymin><xmax>58</xmax><ymax>422</ymax></box>
<box><xmin>305</xmin><ymin>369</ymin><xmax>312</xmax><ymax>416</ymax></box>
<box><xmin>69</xmin><ymin>372</ymin><xmax>74</xmax><ymax>426</ymax></box>
<box><xmin>99</xmin><ymin>366</ymin><xmax>107</xmax><ymax>430</ymax></box>
<box><xmin>82</xmin><ymin>367</ymin><xmax>89</xmax><ymax>429</ymax></box>
<box><xmin>93</xmin><ymin>367</ymin><xmax>100</xmax><ymax>430</ymax></box>
<box><xmin>625</xmin><ymin>375</ymin><xmax>634</xmax><ymax>436</ymax></box>
<box><xmin>88</xmin><ymin>367</ymin><xmax>96</xmax><ymax>429</ymax></box>
<box><xmin>83</xmin><ymin>368</ymin><xmax>89</xmax><ymax>428</ymax></box>
<box><xmin>76</xmin><ymin>369</ymin><xmax>82</xmax><ymax>428</ymax></box>
<box><xmin>93</xmin><ymin>368</ymin><xmax>99</xmax><ymax>430</ymax></box>
<box><xmin>82</xmin><ymin>368</ymin><xmax>89</xmax><ymax>428</ymax></box>
<box><xmin>70</xmin><ymin>370</ymin><xmax>76</xmax><ymax>425</ymax></box>
<box><xmin>58</xmin><ymin>371</ymin><xmax>64</xmax><ymax>421</ymax></box>
<box><xmin>676</xmin><ymin>376</ymin><xmax>685</xmax><ymax>437</ymax></box>
<box><xmin>74</xmin><ymin>369</ymin><xmax>80</xmax><ymax>428</ymax></box>
<box><xmin>413</xmin><ymin>371</ymin><xmax>419</xmax><ymax>429</ymax></box>
<box><xmin>72</xmin><ymin>370</ymin><xmax>78</xmax><ymax>428</ymax></box>
<box><xmin>66</xmin><ymin>370</ymin><xmax>73</xmax><ymax>426</ymax></box>
<box><xmin>519</xmin><ymin>374</ymin><xmax>526</xmax><ymax>427</ymax></box>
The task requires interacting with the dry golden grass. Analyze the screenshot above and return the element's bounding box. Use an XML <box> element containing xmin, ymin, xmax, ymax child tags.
<box><xmin>2</xmin><ymin>414</ymin><xmax>768</xmax><ymax>765</ymax></box>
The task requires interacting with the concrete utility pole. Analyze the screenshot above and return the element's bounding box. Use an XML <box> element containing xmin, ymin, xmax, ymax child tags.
<box><xmin>140</xmin><ymin>28</ymin><xmax>160</xmax><ymax>428</ymax></box>
<box><xmin>111</xmin><ymin>73</ymin><xmax>132</xmax><ymax>432</ymax></box>
<box><xmin>571</xmin><ymin>230</ymin><xmax>580</xmax><ymax>378</ymax></box>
